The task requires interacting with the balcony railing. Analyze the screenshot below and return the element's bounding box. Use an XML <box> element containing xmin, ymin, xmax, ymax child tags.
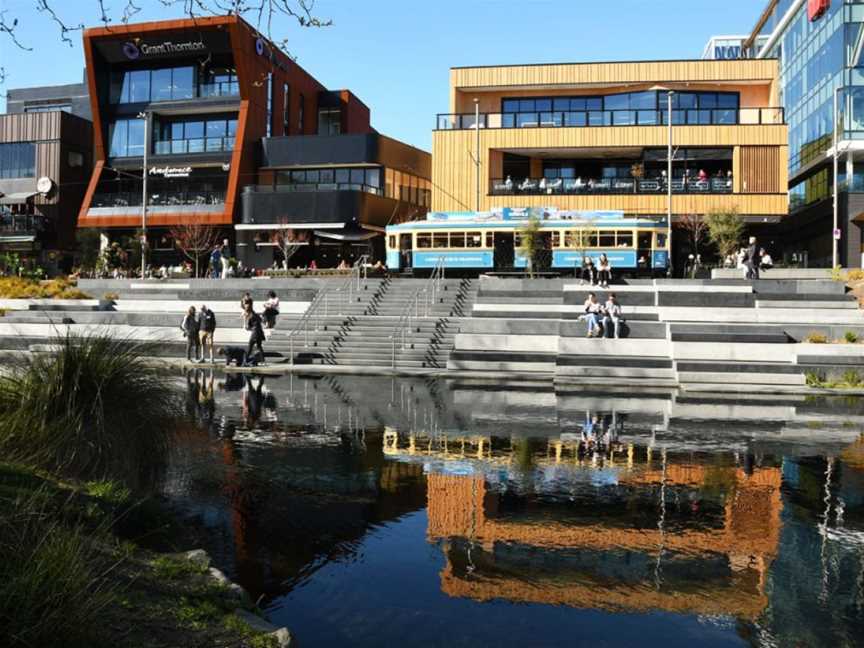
<box><xmin>0</xmin><ymin>213</ymin><xmax>47</xmax><ymax>234</ymax></box>
<box><xmin>153</xmin><ymin>137</ymin><xmax>234</xmax><ymax>155</ymax></box>
<box><xmin>198</xmin><ymin>81</ymin><xmax>240</xmax><ymax>98</ymax></box>
<box><xmin>491</xmin><ymin>176</ymin><xmax>734</xmax><ymax>196</ymax></box>
<box><xmin>91</xmin><ymin>190</ymin><xmax>226</xmax><ymax>209</ymax></box>
<box><xmin>249</xmin><ymin>182</ymin><xmax>384</xmax><ymax>196</ymax></box>
<box><xmin>437</xmin><ymin>107</ymin><xmax>784</xmax><ymax>130</ymax></box>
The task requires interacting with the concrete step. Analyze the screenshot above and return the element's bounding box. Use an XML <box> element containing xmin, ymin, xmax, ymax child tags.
<box><xmin>557</xmin><ymin>366</ymin><xmax>677</xmax><ymax>380</ymax></box>
<box><xmin>558</xmin><ymin>355</ymin><xmax>673</xmax><ymax>369</ymax></box>
<box><xmin>756</xmin><ymin>300</ymin><xmax>858</xmax><ymax>309</ymax></box>
<box><xmin>678</xmin><ymin>371</ymin><xmax>806</xmax><ymax>386</ymax></box>
<box><xmin>671</xmin><ymin>332</ymin><xmax>791</xmax><ymax>344</ymax></box>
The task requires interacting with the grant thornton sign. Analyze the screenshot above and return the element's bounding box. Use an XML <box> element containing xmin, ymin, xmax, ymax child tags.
<box><xmin>123</xmin><ymin>39</ymin><xmax>206</xmax><ymax>59</ymax></box>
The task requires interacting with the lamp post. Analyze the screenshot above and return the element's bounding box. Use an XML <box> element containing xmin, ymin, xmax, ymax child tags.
<box><xmin>666</xmin><ymin>90</ymin><xmax>674</xmax><ymax>276</ymax></box>
<box><xmin>833</xmin><ymin>86</ymin><xmax>843</xmax><ymax>270</ymax></box>
<box><xmin>474</xmin><ymin>98</ymin><xmax>481</xmax><ymax>212</ymax></box>
<box><xmin>138</xmin><ymin>111</ymin><xmax>149</xmax><ymax>278</ymax></box>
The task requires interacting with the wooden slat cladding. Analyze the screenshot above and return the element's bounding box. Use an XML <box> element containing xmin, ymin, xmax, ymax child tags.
<box><xmin>0</xmin><ymin>112</ymin><xmax>61</xmax><ymax>143</ymax></box>
<box><xmin>740</xmin><ymin>146</ymin><xmax>783</xmax><ymax>194</ymax></box>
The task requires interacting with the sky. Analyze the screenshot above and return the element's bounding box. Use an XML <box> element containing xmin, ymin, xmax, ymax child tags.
<box><xmin>0</xmin><ymin>0</ymin><xmax>766</xmax><ymax>151</ymax></box>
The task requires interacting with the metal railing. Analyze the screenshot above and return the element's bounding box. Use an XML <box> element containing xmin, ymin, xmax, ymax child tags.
<box><xmin>436</xmin><ymin>107</ymin><xmax>785</xmax><ymax>130</ymax></box>
<box><xmin>390</xmin><ymin>257</ymin><xmax>445</xmax><ymax>368</ymax></box>
<box><xmin>490</xmin><ymin>176</ymin><xmax>734</xmax><ymax>196</ymax></box>
<box><xmin>287</xmin><ymin>255</ymin><xmax>369</xmax><ymax>366</ymax></box>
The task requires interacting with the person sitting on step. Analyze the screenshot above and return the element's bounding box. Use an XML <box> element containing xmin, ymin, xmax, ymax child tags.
<box><xmin>603</xmin><ymin>293</ymin><xmax>623</xmax><ymax>339</ymax></box>
<box><xmin>583</xmin><ymin>292</ymin><xmax>604</xmax><ymax>338</ymax></box>
<box><xmin>580</xmin><ymin>257</ymin><xmax>597</xmax><ymax>285</ymax></box>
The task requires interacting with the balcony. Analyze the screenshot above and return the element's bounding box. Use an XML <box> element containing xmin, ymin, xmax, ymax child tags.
<box><xmin>153</xmin><ymin>137</ymin><xmax>234</xmax><ymax>155</ymax></box>
<box><xmin>490</xmin><ymin>176</ymin><xmax>734</xmax><ymax>196</ymax></box>
<box><xmin>0</xmin><ymin>212</ymin><xmax>47</xmax><ymax>234</ymax></box>
<box><xmin>89</xmin><ymin>190</ymin><xmax>225</xmax><ymax>216</ymax></box>
<box><xmin>198</xmin><ymin>81</ymin><xmax>240</xmax><ymax>98</ymax></box>
<box><xmin>436</xmin><ymin>108</ymin><xmax>784</xmax><ymax>130</ymax></box>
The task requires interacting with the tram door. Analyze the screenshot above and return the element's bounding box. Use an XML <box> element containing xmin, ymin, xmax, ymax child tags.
<box><xmin>637</xmin><ymin>232</ymin><xmax>652</xmax><ymax>272</ymax></box>
<box><xmin>399</xmin><ymin>234</ymin><xmax>412</xmax><ymax>269</ymax></box>
<box><xmin>494</xmin><ymin>232</ymin><xmax>515</xmax><ymax>269</ymax></box>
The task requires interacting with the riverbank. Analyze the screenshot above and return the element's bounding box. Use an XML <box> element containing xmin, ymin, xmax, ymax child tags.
<box><xmin>0</xmin><ymin>462</ymin><xmax>291</xmax><ymax>648</ymax></box>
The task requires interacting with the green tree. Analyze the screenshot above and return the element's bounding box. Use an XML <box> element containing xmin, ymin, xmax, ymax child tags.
<box><xmin>75</xmin><ymin>228</ymin><xmax>101</xmax><ymax>271</ymax></box>
<box><xmin>517</xmin><ymin>215</ymin><xmax>544</xmax><ymax>278</ymax></box>
<box><xmin>705</xmin><ymin>207</ymin><xmax>745</xmax><ymax>263</ymax></box>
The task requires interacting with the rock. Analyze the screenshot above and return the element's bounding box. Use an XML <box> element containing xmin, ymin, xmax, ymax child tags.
<box><xmin>270</xmin><ymin>627</ymin><xmax>293</xmax><ymax>647</ymax></box>
<box><xmin>233</xmin><ymin>608</ymin><xmax>278</xmax><ymax>633</ymax></box>
<box><xmin>209</xmin><ymin>567</ymin><xmax>247</xmax><ymax>600</ymax></box>
<box><xmin>185</xmin><ymin>549</ymin><xmax>211</xmax><ymax>569</ymax></box>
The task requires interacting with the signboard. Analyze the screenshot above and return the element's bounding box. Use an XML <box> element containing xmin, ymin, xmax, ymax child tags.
<box><xmin>412</xmin><ymin>251</ymin><xmax>493</xmax><ymax>269</ymax></box>
<box><xmin>149</xmin><ymin>166</ymin><xmax>192</xmax><ymax>178</ymax></box>
<box><xmin>425</xmin><ymin>209</ymin><xmax>625</xmax><ymax>223</ymax></box>
<box><xmin>808</xmin><ymin>0</ymin><xmax>830</xmax><ymax>21</ymax></box>
<box><xmin>94</xmin><ymin>31</ymin><xmax>231</xmax><ymax>62</ymax></box>
<box><xmin>714</xmin><ymin>45</ymin><xmax>742</xmax><ymax>60</ymax></box>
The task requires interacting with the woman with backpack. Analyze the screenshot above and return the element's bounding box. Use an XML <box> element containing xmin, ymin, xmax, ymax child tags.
<box><xmin>181</xmin><ymin>305</ymin><xmax>201</xmax><ymax>362</ymax></box>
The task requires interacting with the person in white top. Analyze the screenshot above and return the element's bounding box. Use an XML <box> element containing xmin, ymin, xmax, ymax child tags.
<box><xmin>597</xmin><ymin>253</ymin><xmax>612</xmax><ymax>288</ymax></box>
<box><xmin>262</xmin><ymin>290</ymin><xmax>280</xmax><ymax>329</ymax></box>
<box><xmin>603</xmin><ymin>293</ymin><xmax>623</xmax><ymax>339</ymax></box>
<box><xmin>583</xmin><ymin>292</ymin><xmax>604</xmax><ymax>338</ymax></box>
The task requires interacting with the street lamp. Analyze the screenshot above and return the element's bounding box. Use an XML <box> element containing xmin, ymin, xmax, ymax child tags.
<box><xmin>651</xmin><ymin>86</ymin><xmax>675</xmax><ymax>276</ymax></box>
<box><xmin>474</xmin><ymin>97</ymin><xmax>481</xmax><ymax>212</ymax></box>
<box><xmin>138</xmin><ymin>111</ymin><xmax>149</xmax><ymax>278</ymax></box>
<box><xmin>833</xmin><ymin>85</ymin><xmax>844</xmax><ymax>270</ymax></box>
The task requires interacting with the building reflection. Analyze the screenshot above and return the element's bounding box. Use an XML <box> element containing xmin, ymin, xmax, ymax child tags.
<box><xmin>385</xmin><ymin>429</ymin><xmax>782</xmax><ymax>618</ymax></box>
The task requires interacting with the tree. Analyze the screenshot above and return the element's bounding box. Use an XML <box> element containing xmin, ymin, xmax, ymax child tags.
<box><xmin>0</xmin><ymin>1</ymin><xmax>331</xmax><ymax>87</ymax></box>
<box><xmin>75</xmin><ymin>228</ymin><xmax>101</xmax><ymax>271</ymax></box>
<box><xmin>169</xmin><ymin>217</ymin><xmax>220</xmax><ymax>277</ymax></box>
<box><xmin>517</xmin><ymin>215</ymin><xmax>544</xmax><ymax>278</ymax></box>
<box><xmin>679</xmin><ymin>213</ymin><xmax>708</xmax><ymax>277</ymax></box>
<box><xmin>705</xmin><ymin>207</ymin><xmax>745</xmax><ymax>264</ymax></box>
<box><xmin>270</xmin><ymin>220</ymin><xmax>308</xmax><ymax>269</ymax></box>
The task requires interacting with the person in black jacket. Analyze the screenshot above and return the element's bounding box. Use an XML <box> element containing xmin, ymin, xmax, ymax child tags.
<box><xmin>181</xmin><ymin>306</ymin><xmax>201</xmax><ymax>362</ymax></box>
<box><xmin>197</xmin><ymin>304</ymin><xmax>217</xmax><ymax>363</ymax></box>
<box><xmin>745</xmin><ymin>236</ymin><xmax>760</xmax><ymax>280</ymax></box>
<box><xmin>244</xmin><ymin>306</ymin><xmax>265</xmax><ymax>366</ymax></box>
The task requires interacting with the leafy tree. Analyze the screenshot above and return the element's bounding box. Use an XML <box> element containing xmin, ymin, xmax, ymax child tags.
<box><xmin>75</xmin><ymin>228</ymin><xmax>101</xmax><ymax>271</ymax></box>
<box><xmin>705</xmin><ymin>207</ymin><xmax>745</xmax><ymax>263</ymax></box>
<box><xmin>517</xmin><ymin>215</ymin><xmax>544</xmax><ymax>278</ymax></box>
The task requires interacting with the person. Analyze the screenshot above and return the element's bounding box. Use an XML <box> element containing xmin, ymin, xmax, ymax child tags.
<box><xmin>240</xmin><ymin>292</ymin><xmax>253</xmax><ymax>328</ymax></box>
<box><xmin>181</xmin><ymin>305</ymin><xmax>201</xmax><ymax>362</ymax></box>
<box><xmin>198</xmin><ymin>304</ymin><xmax>217</xmax><ymax>363</ymax></box>
<box><xmin>580</xmin><ymin>256</ymin><xmax>596</xmax><ymax>285</ymax></box>
<box><xmin>698</xmin><ymin>168</ymin><xmax>708</xmax><ymax>182</ymax></box>
<box><xmin>583</xmin><ymin>292</ymin><xmax>604</xmax><ymax>338</ymax></box>
<box><xmin>603</xmin><ymin>293</ymin><xmax>623</xmax><ymax>339</ymax></box>
<box><xmin>309</xmin><ymin>259</ymin><xmax>318</xmax><ymax>270</ymax></box>
<box><xmin>220</xmin><ymin>239</ymin><xmax>231</xmax><ymax>279</ymax></box>
<box><xmin>209</xmin><ymin>245</ymin><xmax>222</xmax><ymax>279</ymax></box>
<box><xmin>262</xmin><ymin>290</ymin><xmax>280</xmax><ymax>328</ymax></box>
<box><xmin>504</xmin><ymin>175</ymin><xmax>513</xmax><ymax>192</ymax></box>
<box><xmin>218</xmin><ymin>346</ymin><xmax>247</xmax><ymax>367</ymax></box>
<box><xmin>337</xmin><ymin>259</ymin><xmax>349</xmax><ymax>270</ymax></box>
<box><xmin>244</xmin><ymin>306</ymin><xmax>266</xmax><ymax>366</ymax></box>
<box><xmin>597</xmin><ymin>253</ymin><xmax>612</xmax><ymax>288</ymax></box>
<box><xmin>760</xmin><ymin>248</ymin><xmax>774</xmax><ymax>271</ymax></box>
<box><xmin>745</xmin><ymin>236</ymin><xmax>760</xmax><ymax>280</ymax></box>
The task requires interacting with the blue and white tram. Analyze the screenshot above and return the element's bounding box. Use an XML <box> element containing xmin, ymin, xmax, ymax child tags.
<box><xmin>385</xmin><ymin>209</ymin><xmax>669</xmax><ymax>273</ymax></box>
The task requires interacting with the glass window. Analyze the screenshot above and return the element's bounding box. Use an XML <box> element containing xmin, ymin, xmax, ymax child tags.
<box><xmin>630</xmin><ymin>91</ymin><xmax>656</xmax><ymax>110</ymax></box>
<box><xmin>535</xmin><ymin>99</ymin><xmax>552</xmax><ymax>112</ymax></box>
<box><xmin>604</xmin><ymin>93</ymin><xmax>628</xmax><ymax>111</ymax></box>
<box><xmin>655</xmin><ymin>233</ymin><xmax>667</xmax><ymax>248</ymax></box>
<box><xmin>676</xmin><ymin>93</ymin><xmax>697</xmax><ymax>109</ymax></box>
<box><xmin>227</xmin><ymin>119</ymin><xmax>237</xmax><ymax>137</ymax></box>
<box><xmin>716</xmin><ymin>93</ymin><xmax>738</xmax><ymax>108</ymax></box>
<box><xmin>518</xmin><ymin>99</ymin><xmax>534</xmax><ymax>112</ymax></box>
<box><xmin>586</xmin><ymin>98</ymin><xmax>602</xmax><ymax>111</ymax></box>
<box><xmin>466</xmin><ymin>232</ymin><xmax>482</xmax><ymax>248</ymax></box>
<box><xmin>617</xmin><ymin>231</ymin><xmax>634</xmax><ymax>247</ymax></box>
<box><xmin>127</xmin><ymin>119</ymin><xmax>145</xmax><ymax>156</ymax></box>
<box><xmin>417</xmin><ymin>233</ymin><xmax>431</xmax><ymax>249</ymax></box>
<box><xmin>599</xmin><ymin>233</ymin><xmax>616</xmax><ymax>247</ymax></box>
<box><xmin>449</xmin><ymin>232</ymin><xmax>466</xmax><ymax>247</ymax></box>
<box><xmin>0</xmin><ymin>142</ymin><xmax>36</xmax><ymax>178</ymax></box>
<box><xmin>151</xmin><ymin>68</ymin><xmax>173</xmax><ymax>101</ymax></box>
<box><xmin>564</xmin><ymin>231</ymin><xmax>580</xmax><ymax>248</ymax></box>
<box><xmin>485</xmin><ymin>232</ymin><xmax>493</xmax><ymax>247</ymax></box>
<box><xmin>365</xmin><ymin>168</ymin><xmax>380</xmax><ymax>188</ymax></box>
<box><xmin>172</xmin><ymin>67</ymin><xmax>194</xmax><ymax>100</ymax></box>
<box><xmin>291</xmin><ymin>170</ymin><xmax>306</xmax><ymax>183</ymax></box>
<box><xmin>335</xmin><ymin>169</ymin><xmax>349</xmax><ymax>183</ymax></box>
<box><xmin>433</xmin><ymin>233</ymin><xmax>448</xmax><ymax>248</ymax></box>
<box><xmin>553</xmin><ymin>98</ymin><xmax>569</xmax><ymax>111</ymax></box>
<box><xmin>699</xmin><ymin>93</ymin><xmax>718</xmax><ymax>109</ymax></box>
<box><xmin>170</xmin><ymin>122</ymin><xmax>184</xmax><ymax>140</ymax></box>
<box><xmin>570</xmin><ymin>98</ymin><xmax>587</xmax><ymax>111</ymax></box>
<box><xmin>350</xmin><ymin>169</ymin><xmax>365</xmax><ymax>184</ymax></box>
<box><xmin>206</xmin><ymin>119</ymin><xmax>227</xmax><ymax>138</ymax></box>
<box><xmin>586</xmin><ymin>231</ymin><xmax>599</xmax><ymax>247</ymax></box>
<box><xmin>502</xmin><ymin>99</ymin><xmax>519</xmax><ymax>113</ymax></box>
<box><xmin>551</xmin><ymin>231</ymin><xmax>561</xmax><ymax>247</ymax></box>
<box><xmin>129</xmin><ymin>70</ymin><xmax>150</xmax><ymax>103</ymax></box>
<box><xmin>266</xmin><ymin>73</ymin><xmax>273</xmax><ymax>137</ymax></box>
<box><xmin>319</xmin><ymin>169</ymin><xmax>334</xmax><ymax>184</ymax></box>
<box><xmin>185</xmin><ymin>121</ymin><xmax>204</xmax><ymax>139</ymax></box>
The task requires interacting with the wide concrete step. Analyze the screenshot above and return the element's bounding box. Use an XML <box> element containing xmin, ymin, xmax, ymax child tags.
<box><xmin>671</xmin><ymin>332</ymin><xmax>791</xmax><ymax>344</ymax></box>
<box><xmin>558</xmin><ymin>355</ymin><xmax>673</xmax><ymax>369</ymax></box>
<box><xmin>678</xmin><ymin>371</ymin><xmax>806</xmax><ymax>386</ymax></box>
<box><xmin>557</xmin><ymin>366</ymin><xmax>677</xmax><ymax>380</ymax></box>
<box><xmin>756</xmin><ymin>300</ymin><xmax>858</xmax><ymax>309</ymax></box>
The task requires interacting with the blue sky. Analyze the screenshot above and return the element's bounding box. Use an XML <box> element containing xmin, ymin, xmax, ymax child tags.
<box><xmin>0</xmin><ymin>0</ymin><xmax>765</xmax><ymax>150</ymax></box>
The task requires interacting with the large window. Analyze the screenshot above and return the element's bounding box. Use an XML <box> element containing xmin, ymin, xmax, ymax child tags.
<box><xmin>111</xmin><ymin>66</ymin><xmax>195</xmax><ymax>104</ymax></box>
<box><xmin>266</xmin><ymin>73</ymin><xmax>273</xmax><ymax>137</ymax></box>
<box><xmin>200</xmin><ymin>68</ymin><xmax>238</xmax><ymax>98</ymax></box>
<box><xmin>318</xmin><ymin>108</ymin><xmax>341</xmax><ymax>135</ymax></box>
<box><xmin>275</xmin><ymin>166</ymin><xmax>382</xmax><ymax>194</ymax></box>
<box><xmin>298</xmin><ymin>94</ymin><xmax>305</xmax><ymax>132</ymax></box>
<box><xmin>0</xmin><ymin>142</ymin><xmax>36</xmax><ymax>178</ymax></box>
<box><xmin>283</xmin><ymin>83</ymin><xmax>291</xmax><ymax>135</ymax></box>
<box><xmin>154</xmin><ymin>115</ymin><xmax>237</xmax><ymax>154</ymax></box>
<box><xmin>108</xmin><ymin>118</ymin><xmax>146</xmax><ymax>158</ymax></box>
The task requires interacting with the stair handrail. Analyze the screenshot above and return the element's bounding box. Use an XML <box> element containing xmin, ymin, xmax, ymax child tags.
<box><xmin>390</xmin><ymin>256</ymin><xmax>446</xmax><ymax>368</ymax></box>
<box><xmin>288</xmin><ymin>285</ymin><xmax>331</xmax><ymax>366</ymax></box>
<box><xmin>325</xmin><ymin>254</ymin><xmax>370</xmax><ymax>317</ymax></box>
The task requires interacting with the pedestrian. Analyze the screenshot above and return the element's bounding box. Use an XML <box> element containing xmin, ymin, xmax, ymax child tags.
<box><xmin>746</xmin><ymin>236</ymin><xmax>760</xmax><ymax>280</ymax></box>
<box><xmin>209</xmin><ymin>244</ymin><xmax>222</xmax><ymax>279</ymax></box>
<box><xmin>221</xmin><ymin>240</ymin><xmax>231</xmax><ymax>279</ymax></box>
<box><xmin>262</xmin><ymin>290</ymin><xmax>280</xmax><ymax>328</ymax></box>
<box><xmin>218</xmin><ymin>346</ymin><xmax>247</xmax><ymax>367</ymax></box>
<box><xmin>580</xmin><ymin>256</ymin><xmax>596</xmax><ymax>285</ymax></box>
<box><xmin>244</xmin><ymin>306</ymin><xmax>265</xmax><ymax>366</ymax></box>
<box><xmin>240</xmin><ymin>291</ymin><xmax>253</xmax><ymax>328</ymax></box>
<box><xmin>198</xmin><ymin>304</ymin><xmax>217</xmax><ymax>363</ymax></box>
<box><xmin>181</xmin><ymin>305</ymin><xmax>201</xmax><ymax>362</ymax></box>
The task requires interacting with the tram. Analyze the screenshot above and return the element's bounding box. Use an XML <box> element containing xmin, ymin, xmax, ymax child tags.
<box><xmin>385</xmin><ymin>208</ymin><xmax>669</xmax><ymax>274</ymax></box>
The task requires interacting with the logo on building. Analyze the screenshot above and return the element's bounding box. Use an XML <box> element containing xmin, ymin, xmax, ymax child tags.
<box><xmin>714</xmin><ymin>45</ymin><xmax>742</xmax><ymax>60</ymax></box>
<box><xmin>808</xmin><ymin>0</ymin><xmax>830</xmax><ymax>21</ymax></box>
<box><xmin>255</xmin><ymin>37</ymin><xmax>265</xmax><ymax>56</ymax></box>
<box><xmin>122</xmin><ymin>41</ymin><xmax>140</xmax><ymax>60</ymax></box>
<box><xmin>149</xmin><ymin>165</ymin><xmax>192</xmax><ymax>178</ymax></box>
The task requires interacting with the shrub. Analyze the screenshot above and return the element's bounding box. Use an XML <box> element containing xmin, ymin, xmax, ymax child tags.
<box><xmin>0</xmin><ymin>277</ymin><xmax>90</xmax><ymax>300</ymax></box>
<box><xmin>805</xmin><ymin>371</ymin><xmax>826</xmax><ymax>387</ymax></box>
<box><xmin>0</xmin><ymin>332</ymin><xmax>180</xmax><ymax>490</ymax></box>
<box><xmin>804</xmin><ymin>331</ymin><xmax>828</xmax><ymax>344</ymax></box>
<box><xmin>845</xmin><ymin>331</ymin><xmax>859</xmax><ymax>344</ymax></box>
<box><xmin>830</xmin><ymin>266</ymin><xmax>845</xmax><ymax>282</ymax></box>
<box><xmin>842</xmin><ymin>370</ymin><xmax>863</xmax><ymax>387</ymax></box>
<box><xmin>847</xmin><ymin>269</ymin><xmax>864</xmax><ymax>282</ymax></box>
<box><xmin>103</xmin><ymin>291</ymin><xmax>120</xmax><ymax>301</ymax></box>
<box><xmin>705</xmin><ymin>207</ymin><xmax>745</xmax><ymax>261</ymax></box>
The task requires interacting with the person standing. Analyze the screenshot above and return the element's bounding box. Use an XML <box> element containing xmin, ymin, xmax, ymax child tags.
<box><xmin>198</xmin><ymin>304</ymin><xmax>217</xmax><ymax>363</ymax></box>
<box><xmin>244</xmin><ymin>306</ymin><xmax>266</xmax><ymax>366</ymax></box>
<box><xmin>181</xmin><ymin>306</ymin><xmax>201</xmax><ymax>362</ymax></box>
<box><xmin>746</xmin><ymin>236</ymin><xmax>760</xmax><ymax>280</ymax></box>
<box><xmin>209</xmin><ymin>244</ymin><xmax>222</xmax><ymax>279</ymax></box>
<box><xmin>240</xmin><ymin>292</ymin><xmax>253</xmax><ymax>328</ymax></box>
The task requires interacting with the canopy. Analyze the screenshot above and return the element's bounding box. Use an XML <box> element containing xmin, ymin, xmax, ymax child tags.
<box><xmin>0</xmin><ymin>191</ymin><xmax>37</xmax><ymax>205</ymax></box>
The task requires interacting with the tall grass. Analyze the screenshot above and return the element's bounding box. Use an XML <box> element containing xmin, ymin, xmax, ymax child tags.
<box><xmin>0</xmin><ymin>331</ymin><xmax>180</xmax><ymax>490</ymax></box>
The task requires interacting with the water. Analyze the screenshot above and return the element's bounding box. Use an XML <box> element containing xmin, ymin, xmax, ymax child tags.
<box><xmin>165</xmin><ymin>371</ymin><xmax>864</xmax><ymax>647</ymax></box>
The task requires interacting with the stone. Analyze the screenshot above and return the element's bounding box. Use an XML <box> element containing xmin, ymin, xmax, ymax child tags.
<box><xmin>209</xmin><ymin>567</ymin><xmax>247</xmax><ymax>600</ymax></box>
<box><xmin>184</xmin><ymin>549</ymin><xmax>210</xmax><ymax>569</ymax></box>
<box><xmin>270</xmin><ymin>627</ymin><xmax>293</xmax><ymax>648</ymax></box>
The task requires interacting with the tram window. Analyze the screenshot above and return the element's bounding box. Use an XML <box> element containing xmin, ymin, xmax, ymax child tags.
<box><xmin>617</xmin><ymin>231</ymin><xmax>634</xmax><ymax>247</ymax></box>
<box><xmin>551</xmin><ymin>232</ymin><xmax>561</xmax><ymax>247</ymax></box>
<box><xmin>433</xmin><ymin>233</ymin><xmax>448</xmax><ymax>248</ymax></box>
<box><xmin>450</xmin><ymin>232</ymin><xmax>466</xmax><ymax>247</ymax></box>
<box><xmin>388</xmin><ymin>235</ymin><xmax>396</xmax><ymax>248</ymax></box>
<box><xmin>467</xmin><ymin>232</ymin><xmax>482</xmax><ymax>248</ymax></box>
<box><xmin>586</xmin><ymin>231</ymin><xmax>599</xmax><ymax>247</ymax></box>
<box><xmin>655</xmin><ymin>233</ymin><xmax>667</xmax><ymax>248</ymax></box>
<box><xmin>564</xmin><ymin>231</ymin><xmax>580</xmax><ymax>248</ymax></box>
<box><xmin>417</xmin><ymin>233</ymin><xmax>431</xmax><ymax>249</ymax></box>
<box><xmin>599</xmin><ymin>233</ymin><xmax>615</xmax><ymax>248</ymax></box>
<box><xmin>637</xmin><ymin>232</ymin><xmax>652</xmax><ymax>249</ymax></box>
<box><xmin>513</xmin><ymin>233</ymin><xmax>522</xmax><ymax>248</ymax></box>
<box><xmin>485</xmin><ymin>232</ymin><xmax>493</xmax><ymax>248</ymax></box>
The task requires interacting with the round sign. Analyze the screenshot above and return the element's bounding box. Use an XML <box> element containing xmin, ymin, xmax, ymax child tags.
<box><xmin>36</xmin><ymin>177</ymin><xmax>53</xmax><ymax>194</ymax></box>
<box><xmin>255</xmin><ymin>37</ymin><xmax>265</xmax><ymax>56</ymax></box>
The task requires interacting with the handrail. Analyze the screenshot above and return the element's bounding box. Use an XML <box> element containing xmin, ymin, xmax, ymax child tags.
<box><xmin>288</xmin><ymin>285</ymin><xmax>331</xmax><ymax>365</ymax></box>
<box><xmin>390</xmin><ymin>257</ymin><xmax>445</xmax><ymax>368</ymax></box>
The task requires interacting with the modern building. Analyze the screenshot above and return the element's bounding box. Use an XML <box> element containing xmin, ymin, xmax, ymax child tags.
<box><xmin>745</xmin><ymin>0</ymin><xmax>863</xmax><ymax>267</ymax></box>
<box><xmin>0</xmin><ymin>111</ymin><xmax>93</xmax><ymax>271</ymax></box>
<box><xmin>77</xmin><ymin>15</ymin><xmax>429</xmax><ymax>270</ymax></box>
<box><xmin>5</xmin><ymin>72</ymin><xmax>93</xmax><ymax>121</ymax></box>
<box><xmin>432</xmin><ymin>59</ymin><xmax>789</xmax><ymax>270</ymax></box>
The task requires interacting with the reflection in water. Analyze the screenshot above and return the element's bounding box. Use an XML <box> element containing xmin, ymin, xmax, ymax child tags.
<box><xmin>165</xmin><ymin>372</ymin><xmax>864</xmax><ymax>647</ymax></box>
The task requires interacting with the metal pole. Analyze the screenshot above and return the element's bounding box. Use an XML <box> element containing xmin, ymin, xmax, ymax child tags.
<box><xmin>140</xmin><ymin>112</ymin><xmax>148</xmax><ymax>278</ymax></box>
<box><xmin>667</xmin><ymin>91</ymin><xmax>673</xmax><ymax>277</ymax></box>
<box><xmin>833</xmin><ymin>86</ymin><xmax>840</xmax><ymax>270</ymax></box>
<box><xmin>474</xmin><ymin>98</ymin><xmax>481</xmax><ymax>212</ymax></box>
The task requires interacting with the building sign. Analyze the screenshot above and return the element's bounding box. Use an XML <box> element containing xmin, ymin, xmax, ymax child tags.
<box><xmin>714</xmin><ymin>45</ymin><xmax>742</xmax><ymax>60</ymax></box>
<box><xmin>123</xmin><ymin>39</ymin><xmax>206</xmax><ymax>60</ymax></box>
<box><xmin>808</xmin><ymin>0</ymin><xmax>830</xmax><ymax>21</ymax></box>
<box><xmin>96</xmin><ymin>32</ymin><xmax>230</xmax><ymax>63</ymax></box>
<box><xmin>149</xmin><ymin>165</ymin><xmax>192</xmax><ymax>178</ymax></box>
